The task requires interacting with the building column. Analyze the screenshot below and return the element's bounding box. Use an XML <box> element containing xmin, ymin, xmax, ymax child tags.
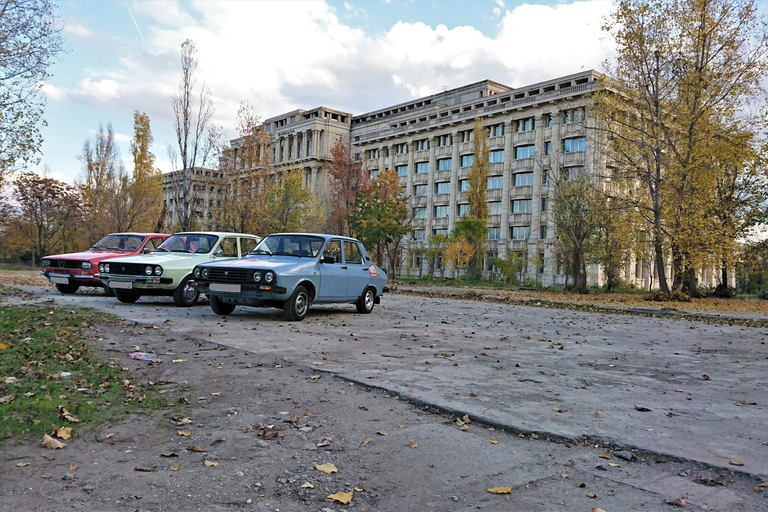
<box><xmin>447</xmin><ymin>130</ymin><xmax>460</xmax><ymax>232</ymax></box>
<box><xmin>500</xmin><ymin>120</ymin><xmax>514</xmax><ymax>258</ymax></box>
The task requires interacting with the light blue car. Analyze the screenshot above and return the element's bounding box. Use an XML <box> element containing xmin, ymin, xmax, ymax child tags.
<box><xmin>192</xmin><ymin>233</ymin><xmax>388</xmax><ymax>321</ymax></box>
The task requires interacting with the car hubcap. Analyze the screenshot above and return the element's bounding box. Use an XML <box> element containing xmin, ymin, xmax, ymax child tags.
<box><xmin>365</xmin><ymin>290</ymin><xmax>374</xmax><ymax>310</ymax></box>
<box><xmin>183</xmin><ymin>284</ymin><xmax>196</xmax><ymax>302</ymax></box>
<box><xmin>296</xmin><ymin>293</ymin><xmax>308</xmax><ymax>316</ymax></box>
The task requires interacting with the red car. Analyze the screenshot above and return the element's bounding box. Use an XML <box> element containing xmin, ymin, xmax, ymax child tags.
<box><xmin>40</xmin><ymin>232</ymin><xmax>170</xmax><ymax>295</ymax></box>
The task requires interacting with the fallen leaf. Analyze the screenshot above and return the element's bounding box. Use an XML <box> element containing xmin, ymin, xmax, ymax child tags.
<box><xmin>310</xmin><ymin>375</ymin><xmax>321</xmax><ymax>380</ymax></box>
<box><xmin>210</xmin><ymin>392</ymin><xmax>221</xmax><ymax>397</ymax></box>
<box><xmin>160</xmin><ymin>452</ymin><xmax>178</xmax><ymax>458</ymax></box>
<box><xmin>187</xmin><ymin>445</ymin><xmax>205</xmax><ymax>452</ymax></box>
<box><xmin>315</xmin><ymin>463</ymin><xmax>338</xmax><ymax>474</ymax></box>
<box><xmin>56</xmin><ymin>427</ymin><xmax>72</xmax><ymax>440</ymax></box>
<box><xmin>16</xmin><ymin>463</ymin><xmax>29</xmax><ymax>467</ymax></box>
<box><xmin>729</xmin><ymin>460</ymin><xmax>744</xmax><ymax>466</ymax></box>
<box><xmin>398</xmin><ymin>424</ymin><xmax>406</xmax><ymax>429</ymax></box>
<box><xmin>362</xmin><ymin>438</ymin><xmax>372</xmax><ymax>445</ymax></box>
<box><xmin>41</xmin><ymin>434</ymin><xmax>65</xmax><ymax>449</ymax></box>
<box><xmin>665</xmin><ymin>496</ymin><xmax>686</xmax><ymax>507</ymax></box>
<box><xmin>609</xmin><ymin>463</ymin><xmax>620</xmax><ymax>468</ymax></box>
<box><xmin>487</xmin><ymin>487</ymin><xmax>512</xmax><ymax>494</ymax></box>
<box><xmin>301</xmin><ymin>482</ymin><xmax>314</xmax><ymax>489</ymax></box>
<box><xmin>410</xmin><ymin>440</ymin><xmax>418</xmax><ymax>448</ymax></box>
<box><xmin>634</xmin><ymin>406</ymin><xmax>651</xmax><ymax>412</ymax></box>
<box><xmin>69</xmin><ymin>463</ymin><xmax>78</xmax><ymax>470</ymax></box>
<box><xmin>204</xmin><ymin>460</ymin><xmax>218</xmax><ymax>467</ymax></box>
<box><xmin>757</xmin><ymin>482</ymin><xmax>768</xmax><ymax>488</ymax></box>
<box><xmin>177</xmin><ymin>418</ymin><xmax>193</xmax><ymax>425</ymax></box>
<box><xmin>105</xmin><ymin>433</ymin><xmax>115</xmax><ymax>439</ymax></box>
<box><xmin>377</xmin><ymin>430</ymin><xmax>388</xmax><ymax>436</ymax></box>
<box><xmin>327</xmin><ymin>490</ymin><xmax>353</xmax><ymax>504</ymax></box>
<box><xmin>462</xmin><ymin>414</ymin><xmax>471</xmax><ymax>424</ymax></box>
<box><xmin>593</xmin><ymin>411</ymin><xmax>602</xmax><ymax>418</ymax></box>
<box><xmin>587</xmin><ymin>493</ymin><xmax>597</xmax><ymax>498</ymax></box>
<box><xmin>359</xmin><ymin>406</ymin><xmax>369</xmax><ymax>411</ymax></box>
<box><xmin>0</xmin><ymin>342</ymin><xmax>7</xmax><ymax>350</ymax></box>
<box><xmin>172</xmin><ymin>359</ymin><xmax>186</xmax><ymax>363</ymax></box>
<box><xmin>553</xmin><ymin>407</ymin><xmax>565</xmax><ymax>413</ymax></box>
<box><xmin>491</xmin><ymin>440</ymin><xmax>499</xmax><ymax>445</ymax></box>
<box><xmin>134</xmin><ymin>466</ymin><xmax>157</xmax><ymax>472</ymax></box>
<box><xmin>561</xmin><ymin>473</ymin><xmax>569</xmax><ymax>479</ymax></box>
<box><xmin>0</xmin><ymin>395</ymin><xmax>14</xmax><ymax>404</ymax></box>
<box><xmin>592</xmin><ymin>508</ymin><xmax>607</xmax><ymax>512</ymax></box>
<box><xmin>459</xmin><ymin>424</ymin><xmax>469</xmax><ymax>431</ymax></box>
<box><xmin>530</xmin><ymin>433</ymin><xmax>539</xmax><ymax>440</ymax></box>
<box><xmin>41</xmin><ymin>472</ymin><xmax>52</xmax><ymax>478</ymax></box>
<box><xmin>178</xmin><ymin>430</ymin><xmax>191</xmax><ymax>436</ymax></box>
<box><xmin>170</xmin><ymin>463</ymin><xmax>180</xmax><ymax>471</ymax></box>
<box><xmin>312</xmin><ymin>361</ymin><xmax>323</xmax><ymax>365</ymax></box>
<box><xmin>3</xmin><ymin>377</ymin><xmax>16</xmax><ymax>384</ymax></box>
<box><xmin>599</xmin><ymin>450</ymin><xmax>612</xmax><ymax>459</ymax></box>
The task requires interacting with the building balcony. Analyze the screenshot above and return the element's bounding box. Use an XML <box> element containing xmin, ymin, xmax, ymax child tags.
<box><xmin>414</xmin><ymin>149</ymin><xmax>429</xmax><ymax>161</ymax></box>
<box><xmin>509</xmin><ymin>212</ymin><xmax>532</xmax><ymax>224</ymax></box>
<box><xmin>413</xmin><ymin>173</ymin><xmax>429</xmax><ymax>184</ymax></box>
<box><xmin>433</xmin><ymin>193</ymin><xmax>450</xmax><ymax>204</ymax></box>
<box><xmin>432</xmin><ymin>217</ymin><xmax>449</xmax><ymax>229</ymax></box>
<box><xmin>511</xmin><ymin>185</ymin><xmax>533</xmax><ymax>198</ymax></box>
<box><xmin>458</xmin><ymin>168</ymin><xmax>471</xmax><ymax>180</ymax></box>
<box><xmin>411</xmin><ymin>218</ymin><xmax>426</xmax><ymax>228</ymax></box>
<box><xmin>513</xmin><ymin>130</ymin><xmax>535</xmax><ymax>145</ymax></box>
<box><xmin>486</xmin><ymin>189</ymin><xmax>502</xmax><ymax>201</ymax></box>
<box><xmin>412</xmin><ymin>195</ymin><xmax>427</xmax><ymax>207</ymax></box>
<box><xmin>509</xmin><ymin>240</ymin><xmax>529</xmax><ymax>251</ymax></box>
<box><xmin>435</xmin><ymin>146</ymin><xmax>452</xmax><ymax>158</ymax></box>
<box><xmin>489</xmin><ymin>162</ymin><xmax>504</xmax><ymax>175</ymax></box>
<box><xmin>561</xmin><ymin>122</ymin><xmax>585</xmax><ymax>138</ymax></box>
<box><xmin>512</xmin><ymin>158</ymin><xmax>534</xmax><ymax>171</ymax></box>
<box><xmin>488</xmin><ymin>214</ymin><xmax>501</xmax><ymax>225</ymax></box>
<box><xmin>562</xmin><ymin>152</ymin><xmax>585</xmax><ymax>166</ymax></box>
<box><xmin>459</xmin><ymin>141</ymin><xmax>473</xmax><ymax>154</ymax></box>
<box><xmin>488</xmin><ymin>135</ymin><xmax>504</xmax><ymax>147</ymax></box>
<box><xmin>436</xmin><ymin>170</ymin><xmax>451</xmax><ymax>182</ymax></box>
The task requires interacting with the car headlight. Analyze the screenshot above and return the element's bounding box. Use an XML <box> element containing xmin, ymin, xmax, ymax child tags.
<box><xmin>154</xmin><ymin>266</ymin><xmax>162</xmax><ymax>276</ymax></box>
<box><xmin>81</xmin><ymin>262</ymin><xmax>92</xmax><ymax>270</ymax></box>
<box><xmin>253</xmin><ymin>271</ymin><xmax>262</xmax><ymax>282</ymax></box>
<box><xmin>264</xmin><ymin>271</ymin><xmax>275</xmax><ymax>283</ymax></box>
<box><xmin>145</xmin><ymin>265</ymin><xmax>153</xmax><ymax>276</ymax></box>
<box><xmin>104</xmin><ymin>263</ymin><xmax>109</xmax><ymax>273</ymax></box>
<box><xmin>194</xmin><ymin>268</ymin><xmax>200</xmax><ymax>278</ymax></box>
<box><xmin>41</xmin><ymin>259</ymin><xmax>50</xmax><ymax>267</ymax></box>
<box><xmin>201</xmin><ymin>269</ymin><xmax>209</xmax><ymax>279</ymax></box>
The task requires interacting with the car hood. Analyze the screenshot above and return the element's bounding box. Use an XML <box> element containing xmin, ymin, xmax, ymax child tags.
<box><xmin>43</xmin><ymin>249</ymin><xmax>134</xmax><ymax>261</ymax></box>
<box><xmin>198</xmin><ymin>255</ymin><xmax>315</xmax><ymax>273</ymax></box>
<box><xmin>102</xmin><ymin>252</ymin><xmax>212</xmax><ymax>268</ymax></box>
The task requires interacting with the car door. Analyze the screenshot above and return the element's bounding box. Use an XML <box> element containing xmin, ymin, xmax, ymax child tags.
<box><xmin>215</xmin><ymin>237</ymin><xmax>238</xmax><ymax>258</ymax></box>
<box><xmin>344</xmin><ymin>241</ymin><xmax>369</xmax><ymax>298</ymax></box>
<box><xmin>317</xmin><ymin>239</ymin><xmax>348</xmax><ymax>299</ymax></box>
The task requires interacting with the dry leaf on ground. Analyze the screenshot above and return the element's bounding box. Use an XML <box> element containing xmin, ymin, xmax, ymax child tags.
<box><xmin>487</xmin><ymin>487</ymin><xmax>512</xmax><ymax>494</ymax></box>
<box><xmin>204</xmin><ymin>460</ymin><xmax>218</xmax><ymax>467</ymax></box>
<box><xmin>327</xmin><ymin>491</ymin><xmax>353</xmax><ymax>504</ymax></box>
<box><xmin>315</xmin><ymin>463</ymin><xmax>338</xmax><ymax>474</ymax></box>
<box><xmin>41</xmin><ymin>434</ymin><xmax>65</xmax><ymax>449</ymax></box>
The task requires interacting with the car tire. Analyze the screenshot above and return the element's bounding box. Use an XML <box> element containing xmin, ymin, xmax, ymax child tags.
<box><xmin>54</xmin><ymin>283</ymin><xmax>80</xmax><ymax>294</ymax></box>
<box><xmin>173</xmin><ymin>275</ymin><xmax>199</xmax><ymax>307</ymax></box>
<box><xmin>114</xmin><ymin>289</ymin><xmax>140</xmax><ymax>303</ymax></box>
<box><xmin>284</xmin><ymin>285</ymin><xmax>309</xmax><ymax>321</ymax></box>
<box><xmin>210</xmin><ymin>295</ymin><xmax>236</xmax><ymax>315</ymax></box>
<box><xmin>103</xmin><ymin>285</ymin><xmax>115</xmax><ymax>297</ymax></box>
<box><xmin>356</xmin><ymin>287</ymin><xmax>376</xmax><ymax>314</ymax></box>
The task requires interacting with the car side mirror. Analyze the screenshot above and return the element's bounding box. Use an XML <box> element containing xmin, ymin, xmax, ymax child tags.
<box><xmin>143</xmin><ymin>248</ymin><xmax>151</xmax><ymax>254</ymax></box>
<box><xmin>213</xmin><ymin>249</ymin><xmax>224</xmax><ymax>257</ymax></box>
<box><xmin>321</xmin><ymin>254</ymin><xmax>335</xmax><ymax>264</ymax></box>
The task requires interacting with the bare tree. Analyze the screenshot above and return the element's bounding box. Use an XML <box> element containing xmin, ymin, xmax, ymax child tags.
<box><xmin>169</xmin><ymin>39</ymin><xmax>216</xmax><ymax>231</ymax></box>
<box><xmin>0</xmin><ymin>0</ymin><xmax>64</xmax><ymax>175</ymax></box>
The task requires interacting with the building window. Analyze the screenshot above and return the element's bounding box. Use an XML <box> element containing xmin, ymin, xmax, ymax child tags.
<box><xmin>371</xmin><ymin>169</ymin><xmax>379</xmax><ymax>179</ymax></box>
<box><xmin>541</xmin><ymin>197</ymin><xmax>549</xmax><ymax>211</ymax></box>
<box><xmin>414</xmin><ymin>184</ymin><xmax>428</xmax><ymax>196</ymax></box>
<box><xmin>437</xmin><ymin>158</ymin><xmax>452</xmax><ymax>171</ymax></box>
<box><xmin>437</xmin><ymin>134</ymin><xmax>452</xmax><ymax>146</ymax></box>
<box><xmin>415</xmin><ymin>161</ymin><xmax>429</xmax><ymax>174</ymax></box>
<box><xmin>434</xmin><ymin>205</ymin><xmax>449</xmax><ymax>218</ymax></box>
<box><xmin>435</xmin><ymin>182</ymin><xmax>450</xmax><ymax>195</ymax></box>
<box><xmin>563</xmin><ymin>107</ymin><xmax>586</xmax><ymax>124</ymax></box>
<box><xmin>413</xmin><ymin>229</ymin><xmax>426</xmax><ymax>241</ymax></box>
<box><xmin>544</xmin><ymin>141</ymin><xmax>552</xmax><ymax>155</ymax></box>
<box><xmin>460</xmin><ymin>154</ymin><xmax>474</xmax><ymax>167</ymax></box>
<box><xmin>416</xmin><ymin>139</ymin><xmax>428</xmax><ymax>151</ymax></box>
<box><xmin>515</xmin><ymin>118</ymin><xmax>535</xmax><ymax>132</ymax></box>
<box><xmin>433</xmin><ymin>228</ymin><xmax>449</xmax><ymax>236</ymax></box>
<box><xmin>489</xmin><ymin>149</ymin><xmax>505</xmax><ymax>163</ymax></box>
<box><xmin>486</xmin><ymin>176</ymin><xmax>503</xmax><ymax>190</ymax></box>
<box><xmin>538</xmin><ymin>252</ymin><xmax>545</xmax><ymax>274</ymax></box>
<box><xmin>459</xmin><ymin>179</ymin><xmax>470</xmax><ymax>192</ymax></box>
<box><xmin>457</xmin><ymin>203</ymin><xmax>469</xmax><ymax>217</ymax></box>
<box><xmin>540</xmin><ymin>225</ymin><xmax>547</xmax><ymax>239</ymax></box>
<box><xmin>512</xmin><ymin>199</ymin><xmax>533</xmax><ymax>213</ymax></box>
<box><xmin>515</xmin><ymin>145</ymin><xmax>535</xmax><ymax>159</ymax></box>
<box><xmin>413</xmin><ymin>207</ymin><xmax>426</xmax><ymax>219</ymax></box>
<box><xmin>514</xmin><ymin>172</ymin><xmax>534</xmax><ymax>187</ymax></box>
<box><xmin>511</xmin><ymin>226</ymin><xmax>531</xmax><ymax>240</ymax></box>
<box><xmin>542</xmin><ymin>169</ymin><xmax>549</xmax><ymax>184</ymax></box>
<box><xmin>460</xmin><ymin>129</ymin><xmax>474</xmax><ymax>142</ymax></box>
<box><xmin>396</xmin><ymin>143</ymin><xmax>408</xmax><ymax>154</ymax></box>
<box><xmin>368</xmin><ymin>148</ymin><xmax>379</xmax><ymax>159</ymax></box>
<box><xmin>562</xmin><ymin>167</ymin><xmax>585</xmax><ymax>180</ymax></box>
<box><xmin>545</xmin><ymin>113</ymin><xmax>553</xmax><ymax>127</ymax></box>
<box><xmin>396</xmin><ymin>164</ymin><xmax>408</xmax><ymax>177</ymax></box>
<box><xmin>489</xmin><ymin>124</ymin><xmax>505</xmax><ymax>137</ymax></box>
<box><xmin>488</xmin><ymin>227</ymin><xmax>501</xmax><ymax>240</ymax></box>
<box><xmin>488</xmin><ymin>201</ymin><xmax>502</xmax><ymax>215</ymax></box>
<box><xmin>563</xmin><ymin>137</ymin><xmax>587</xmax><ymax>153</ymax></box>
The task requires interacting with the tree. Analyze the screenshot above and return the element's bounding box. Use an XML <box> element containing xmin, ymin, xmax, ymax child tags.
<box><xmin>353</xmin><ymin>169</ymin><xmax>410</xmax><ymax>277</ymax></box>
<box><xmin>129</xmin><ymin>111</ymin><xmax>164</xmax><ymax>232</ymax></box>
<box><xmin>459</xmin><ymin>118</ymin><xmax>490</xmax><ymax>279</ymax></box>
<box><xmin>77</xmin><ymin>123</ymin><xmax>122</xmax><ymax>244</ymax></box>
<box><xmin>168</xmin><ymin>39</ymin><xmax>217</xmax><ymax>231</ymax></box>
<box><xmin>325</xmin><ymin>138</ymin><xmax>368</xmax><ymax>236</ymax></box>
<box><xmin>0</xmin><ymin>0</ymin><xmax>64</xmax><ymax>175</ymax></box>
<box><xmin>264</xmin><ymin>169</ymin><xmax>318</xmax><ymax>233</ymax></box>
<box><xmin>596</xmin><ymin>0</ymin><xmax>768</xmax><ymax>293</ymax></box>
<box><xmin>492</xmin><ymin>251</ymin><xmax>526</xmax><ymax>285</ymax></box>
<box><xmin>424</xmin><ymin>233</ymin><xmax>449</xmax><ymax>278</ymax></box>
<box><xmin>7</xmin><ymin>172</ymin><xmax>81</xmax><ymax>262</ymax></box>
<box><xmin>444</xmin><ymin>235</ymin><xmax>474</xmax><ymax>279</ymax></box>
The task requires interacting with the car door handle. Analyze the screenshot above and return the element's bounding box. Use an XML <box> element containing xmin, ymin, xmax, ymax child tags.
<box><xmin>340</xmin><ymin>266</ymin><xmax>348</xmax><ymax>269</ymax></box>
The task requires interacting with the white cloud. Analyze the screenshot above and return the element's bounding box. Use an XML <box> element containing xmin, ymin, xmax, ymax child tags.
<box><xmin>114</xmin><ymin>132</ymin><xmax>132</xmax><ymax>144</ymax></box>
<box><xmin>41</xmin><ymin>83</ymin><xmax>67</xmax><ymax>102</ymax></box>
<box><xmin>78</xmin><ymin>78</ymin><xmax>121</xmax><ymax>101</ymax></box>
<box><xmin>62</xmin><ymin>18</ymin><xmax>93</xmax><ymax>38</ymax></box>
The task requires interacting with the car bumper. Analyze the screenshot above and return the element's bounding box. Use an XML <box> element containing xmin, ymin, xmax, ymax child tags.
<box><xmin>42</xmin><ymin>271</ymin><xmax>100</xmax><ymax>285</ymax></box>
<box><xmin>100</xmin><ymin>275</ymin><xmax>174</xmax><ymax>290</ymax></box>
<box><xmin>195</xmin><ymin>281</ymin><xmax>288</xmax><ymax>301</ymax></box>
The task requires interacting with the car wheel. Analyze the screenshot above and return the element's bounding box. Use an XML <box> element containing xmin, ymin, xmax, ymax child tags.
<box><xmin>284</xmin><ymin>285</ymin><xmax>309</xmax><ymax>321</ymax></box>
<box><xmin>210</xmin><ymin>295</ymin><xmax>236</xmax><ymax>315</ymax></box>
<box><xmin>103</xmin><ymin>285</ymin><xmax>115</xmax><ymax>297</ymax></box>
<box><xmin>173</xmin><ymin>275</ymin><xmax>199</xmax><ymax>307</ymax></box>
<box><xmin>114</xmin><ymin>289</ymin><xmax>140</xmax><ymax>303</ymax></box>
<box><xmin>54</xmin><ymin>283</ymin><xmax>80</xmax><ymax>294</ymax></box>
<box><xmin>356</xmin><ymin>287</ymin><xmax>376</xmax><ymax>314</ymax></box>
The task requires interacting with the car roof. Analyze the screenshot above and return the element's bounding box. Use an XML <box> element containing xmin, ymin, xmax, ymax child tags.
<box><xmin>106</xmin><ymin>232</ymin><xmax>170</xmax><ymax>237</ymax></box>
<box><xmin>171</xmin><ymin>231</ymin><xmax>260</xmax><ymax>238</ymax></box>
<box><xmin>267</xmin><ymin>233</ymin><xmax>360</xmax><ymax>242</ymax></box>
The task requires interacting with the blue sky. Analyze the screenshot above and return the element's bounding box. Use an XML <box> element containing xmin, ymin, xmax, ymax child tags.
<box><xmin>36</xmin><ymin>0</ymin><xmax>619</xmax><ymax>184</ymax></box>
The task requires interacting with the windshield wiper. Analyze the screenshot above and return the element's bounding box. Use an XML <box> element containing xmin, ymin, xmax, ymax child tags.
<box><xmin>171</xmin><ymin>249</ymin><xmax>194</xmax><ymax>253</ymax></box>
<box><xmin>250</xmin><ymin>249</ymin><xmax>270</xmax><ymax>255</ymax></box>
<box><xmin>154</xmin><ymin>248</ymin><xmax>169</xmax><ymax>252</ymax></box>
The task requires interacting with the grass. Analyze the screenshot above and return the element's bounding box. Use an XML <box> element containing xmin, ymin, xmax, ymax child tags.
<box><xmin>0</xmin><ymin>305</ymin><xmax>168</xmax><ymax>443</ymax></box>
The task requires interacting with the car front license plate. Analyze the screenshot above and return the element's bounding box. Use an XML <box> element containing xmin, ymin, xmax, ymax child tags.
<box><xmin>210</xmin><ymin>283</ymin><xmax>241</xmax><ymax>293</ymax></box>
<box><xmin>50</xmin><ymin>276</ymin><xmax>69</xmax><ymax>285</ymax></box>
<box><xmin>109</xmin><ymin>281</ymin><xmax>133</xmax><ymax>290</ymax></box>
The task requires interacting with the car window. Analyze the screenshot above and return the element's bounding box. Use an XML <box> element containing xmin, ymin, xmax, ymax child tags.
<box><xmin>343</xmin><ymin>241</ymin><xmax>363</xmax><ymax>265</ymax></box>
<box><xmin>241</xmin><ymin>237</ymin><xmax>258</xmax><ymax>254</ymax></box>
<box><xmin>323</xmin><ymin>240</ymin><xmax>342</xmax><ymax>264</ymax></box>
<box><xmin>217</xmin><ymin>238</ymin><xmax>238</xmax><ymax>257</ymax></box>
<box><xmin>146</xmin><ymin>238</ymin><xmax>164</xmax><ymax>251</ymax></box>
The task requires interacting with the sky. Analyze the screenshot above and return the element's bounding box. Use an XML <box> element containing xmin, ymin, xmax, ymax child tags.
<box><xmin>35</xmin><ymin>0</ymin><xmax>621</xmax><ymax>185</ymax></box>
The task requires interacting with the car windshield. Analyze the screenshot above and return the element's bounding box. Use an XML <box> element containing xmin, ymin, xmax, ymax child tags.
<box><xmin>155</xmin><ymin>234</ymin><xmax>218</xmax><ymax>254</ymax></box>
<box><xmin>249</xmin><ymin>235</ymin><xmax>325</xmax><ymax>258</ymax></box>
<box><xmin>91</xmin><ymin>234</ymin><xmax>146</xmax><ymax>251</ymax></box>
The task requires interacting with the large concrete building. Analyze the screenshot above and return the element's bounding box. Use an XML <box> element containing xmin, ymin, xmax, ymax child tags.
<box><xmin>163</xmin><ymin>70</ymin><xmax>669</xmax><ymax>288</ymax></box>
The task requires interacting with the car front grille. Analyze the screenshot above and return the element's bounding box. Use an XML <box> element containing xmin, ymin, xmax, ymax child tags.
<box><xmin>207</xmin><ymin>268</ymin><xmax>250</xmax><ymax>283</ymax></box>
<box><xmin>48</xmin><ymin>259</ymin><xmax>85</xmax><ymax>269</ymax></box>
<box><xmin>107</xmin><ymin>263</ymin><xmax>146</xmax><ymax>276</ymax></box>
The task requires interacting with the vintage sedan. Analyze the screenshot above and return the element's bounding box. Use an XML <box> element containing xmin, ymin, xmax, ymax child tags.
<box><xmin>40</xmin><ymin>232</ymin><xmax>169</xmax><ymax>295</ymax></box>
<box><xmin>193</xmin><ymin>233</ymin><xmax>387</xmax><ymax>321</ymax></box>
<box><xmin>98</xmin><ymin>232</ymin><xmax>260</xmax><ymax>307</ymax></box>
